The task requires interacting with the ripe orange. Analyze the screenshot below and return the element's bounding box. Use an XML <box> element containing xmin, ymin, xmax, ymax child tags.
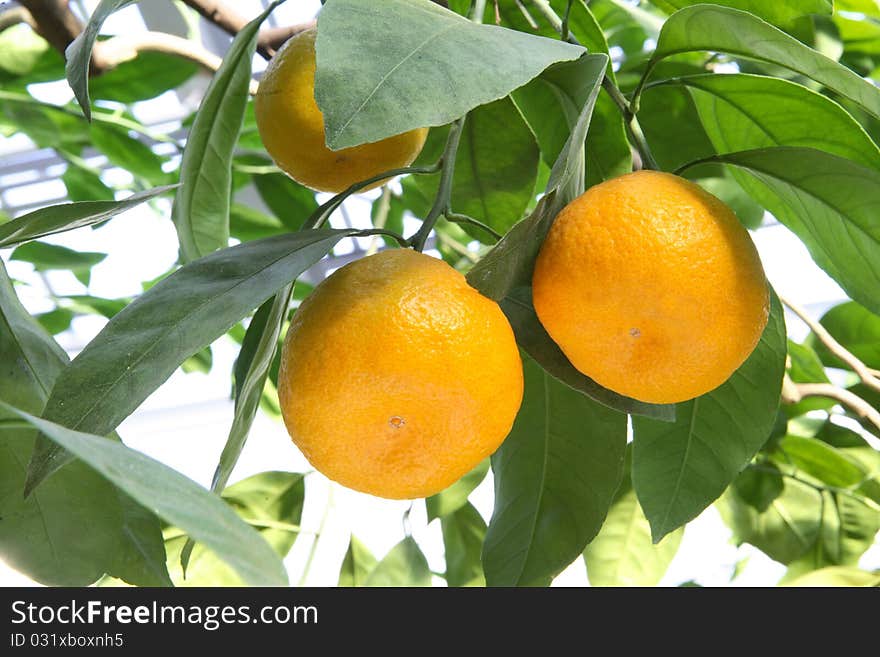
<box><xmin>254</xmin><ymin>28</ymin><xmax>428</xmax><ymax>194</ymax></box>
<box><xmin>532</xmin><ymin>170</ymin><xmax>769</xmax><ymax>404</ymax></box>
<box><xmin>276</xmin><ymin>249</ymin><xmax>524</xmax><ymax>499</ymax></box>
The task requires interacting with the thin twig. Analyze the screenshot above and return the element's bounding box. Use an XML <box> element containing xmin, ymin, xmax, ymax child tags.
<box><xmin>779</xmin><ymin>294</ymin><xmax>880</xmax><ymax>395</ymax></box>
<box><xmin>781</xmin><ymin>374</ymin><xmax>880</xmax><ymax>435</ymax></box>
<box><xmin>408</xmin><ymin>117</ymin><xmax>466</xmax><ymax>251</ymax></box>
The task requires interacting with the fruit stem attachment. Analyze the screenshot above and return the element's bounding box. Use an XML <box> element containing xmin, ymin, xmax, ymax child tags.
<box><xmin>529</xmin><ymin>0</ymin><xmax>660</xmax><ymax>172</ymax></box>
<box><xmin>301</xmin><ymin>164</ymin><xmax>441</xmax><ymax>230</ymax></box>
<box><xmin>408</xmin><ymin>116</ymin><xmax>466</xmax><ymax>252</ymax></box>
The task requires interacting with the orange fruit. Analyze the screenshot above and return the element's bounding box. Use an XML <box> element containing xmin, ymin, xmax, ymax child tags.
<box><xmin>254</xmin><ymin>28</ymin><xmax>428</xmax><ymax>194</ymax></box>
<box><xmin>532</xmin><ymin>170</ymin><xmax>769</xmax><ymax>404</ymax></box>
<box><xmin>277</xmin><ymin>249</ymin><xmax>524</xmax><ymax>499</ymax></box>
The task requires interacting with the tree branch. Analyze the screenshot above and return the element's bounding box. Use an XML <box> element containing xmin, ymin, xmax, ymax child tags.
<box><xmin>97</xmin><ymin>31</ymin><xmax>259</xmax><ymax>93</ymax></box>
<box><xmin>0</xmin><ymin>6</ymin><xmax>36</xmax><ymax>33</ymax></box>
<box><xmin>780</xmin><ymin>293</ymin><xmax>880</xmax><ymax>395</ymax></box>
<box><xmin>178</xmin><ymin>0</ymin><xmax>313</xmax><ymax>58</ymax></box>
<box><xmin>18</xmin><ymin>0</ymin><xmax>82</xmax><ymax>56</ymax></box>
<box><xmin>782</xmin><ymin>374</ymin><xmax>880</xmax><ymax>435</ymax></box>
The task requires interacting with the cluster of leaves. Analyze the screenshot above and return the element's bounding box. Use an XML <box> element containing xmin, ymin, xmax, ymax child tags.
<box><xmin>1</xmin><ymin>0</ymin><xmax>879</xmax><ymax>587</ymax></box>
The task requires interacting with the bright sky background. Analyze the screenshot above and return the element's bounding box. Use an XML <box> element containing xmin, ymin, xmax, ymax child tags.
<box><xmin>1</xmin><ymin>0</ymin><xmax>878</xmax><ymax>587</ymax></box>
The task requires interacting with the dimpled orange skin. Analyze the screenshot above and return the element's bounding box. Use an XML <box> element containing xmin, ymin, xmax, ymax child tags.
<box><xmin>532</xmin><ymin>170</ymin><xmax>770</xmax><ymax>404</ymax></box>
<box><xmin>254</xmin><ymin>28</ymin><xmax>428</xmax><ymax>194</ymax></box>
<box><xmin>277</xmin><ymin>249</ymin><xmax>524</xmax><ymax>499</ymax></box>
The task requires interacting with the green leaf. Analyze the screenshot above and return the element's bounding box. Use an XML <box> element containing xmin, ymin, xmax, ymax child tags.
<box><xmin>89</xmin><ymin>123</ymin><xmax>169</xmax><ymax>186</ymax></box>
<box><xmin>172</xmin><ymin>1</ymin><xmax>283</xmax><ymax>262</ymax></box>
<box><xmin>441</xmin><ymin>502</ymin><xmax>486</xmax><ymax>587</ymax></box>
<box><xmin>110</xmin><ymin>495</ymin><xmax>174</xmax><ymax>587</ymax></box>
<box><xmin>65</xmin><ymin>0</ymin><xmax>139</xmax><ymax>120</ymax></box>
<box><xmin>338</xmin><ymin>535</ymin><xmax>378</xmax><ymax>587</ymax></box>
<box><xmin>364</xmin><ymin>537</ymin><xmax>432</xmax><ymax>587</ymax></box>
<box><xmin>0</xmin><ymin>25</ymin><xmax>54</xmax><ymax>80</ymax></box>
<box><xmin>206</xmin><ymin>286</ymin><xmax>292</xmax><ymax>506</ymax></box>
<box><xmin>230</xmin><ymin>203</ymin><xmax>286</xmax><ymax>242</ymax></box>
<box><xmin>451</xmin><ymin>97</ymin><xmax>539</xmax><ymax>236</ymax></box>
<box><xmin>780</xmin><ymin>435</ymin><xmax>872</xmax><ymax>491</ymax></box>
<box><xmin>2</xmin><ymin>401</ymin><xmax>288</xmax><ymax>586</ymax></box>
<box><xmin>426</xmin><ymin>459</ymin><xmax>489</xmax><ymax>522</ymax></box>
<box><xmin>467</xmin><ymin>54</ymin><xmax>608</xmax><ymax>301</ymax></box>
<box><xmin>810</xmin><ymin>301</ymin><xmax>880</xmax><ymax>370</ymax></box>
<box><xmin>643</xmin><ymin>5</ymin><xmax>880</xmax><ymax>120</ymax></box>
<box><xmin>782</xmin><ymin>566</ymin><xmax>880</xmax><ymax>587</ymax></box>
<box><xmin>26</xmin><ymin>229</ymin><xmax>355</xmax><ymax>494</ymax></box>
<box><xmin>36</xmin><ymin>308</ymin><xmax>74</xmax><ymax>335</ymax></box>
<box><xmin>89</xmin><ymin>51</ymin><xmax>198</xmax><ymax>104</ymax></box>
<box><xmin>62</xmin><ymin>163</ymin><xmax>115</xmax><ymax>202</ymax></box>
<box><xmin>718</xmin><ymin>470</ymin><xmax>822</xmax><ymax>564</ymax></box>
<box><xmin>583</xmin><ymin>447</ymin><xmax>683</xmax><ymax>587</ymax></box>
<box><xmin>633</xmin><ymin>292</ymin><xmax>787</xmax><ymax>542</ymax></box>
<box><xmin>482</xmin><ymin>356</ymin><xmax>627</xmax><ymax>586</ymax></box>
<box><xmin>11</xmin><ymin>242</ymin><xmax>106</xmax><ymax>278</ymax></box>
<box><xmin>314</xmin><ymin>0</ymin><xmax>585</xmax><ymax>149</ymax></box>
<box><xmin>0</xmin><ymin>185</ymin><xmax>175</xmax><ymax>248</ymax></box>
<box><xmin>677</xmin><ymin>73</ymin><xmax>880</xmax><ymax>197</ymax></box>
<box><xmin>166</xmin><ymin>471</ymin><xmax>304</xmax><ymax>586</ymax></box>
<box><xmin>701</xmin><ymin>147</ymin><xmax>880</xmax><ymax>318</ymax></box>
<box><xmin>648</xmin><ymin>0</ymin><xmax>832</xmax><ymax>29</ymax></box>
<box><xmin>0</xmin><ymin>262</ymin><xmax>169</xmax><ymax>586</ymax></box>
<box><xmin>252</xmin><ymin>172</ymin><xmax>318</xmax><ymax>231</ymax></box>
<box><xmin>732</xmin><ymin>463</ymin><xmax>784</xmax><ymax>512</ymax></box>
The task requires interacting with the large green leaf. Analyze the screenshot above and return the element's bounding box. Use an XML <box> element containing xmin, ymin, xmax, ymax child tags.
<box><xmin>252</xmin><ymin>172</ymin><xmax>318</xmax><ymax>231</ymax></box>
<box><xmin>0</xmin><ymin>261</ymin><xmax>169</xmax><ymax>586</ymax></box>
<box><xmin>411</xmin><ymin>98</ymin><xmax>540</xmax><ymax>238</ymax></box>
<box><xmin>810</xmin><ymin>301</ymin><xmax>880</xmax><ymax>370</ymax></box>
<box><xmin>451</xmin><ymin>97</ymin><xmax>539</xmax><ymax>236</ymax></box>
<box><xmin>26</xmin><ymin>230</ymin><xmax>355</xmax><ymax>493</ymax></box>
<box><xmin>338</xmin><ymin>535</ymin><xmax>378</xmax><ymax>587</ymax></box>
<box><xmin>633</xmin><ymin>293</ymin><xmax>787</xmax><ymax>542</ymax></box>
<box><xmin>499</xmin><ymin>287</ymin><xmax>674</xmax><ymax>420</ymax></box>
<box><xmin>641</xmin><ymin>5</ymin><xmax>880</xmax><ymax>120</ymax></box>
<box><xmin>467</xmin><ymin>55</ymin><xmax>608</xmax><ymax>301</ymax></box>
<box><xmin>180</xmin><ymin>286</ymin><xmax>294</xmax><ymax>572</ymax></box>
<box><xmin>314</xmin><ymin>0</ymin><xmax>584</xmax><ymax>149</ymax></box>
<box><xmin>0</xmin><ymin>186</ymin><xmax>175</xmax><ymax>248</ymax></box>
<box><xmin>441</xmin><ymin>502</ymin><xmax>486</xmax><ymax>587</ymax></box>
<box><xmin>364</xmin><ymin>537</ymin><xmax>432</xmax><ymax>587</ymax></box>
<box><xmin>583</xmin><ymin>447</ymin><xmax>683</xmax><ymax>586</ymax></box>
<box><xmin>701</xmin><ymin>148</ymin><xmax>880</xmax><ymax>317</ymax></box>
<box><xmin>780</xmin><ymin>435</ymin><xmax>875</xmax><ymax>493</ymax></box>
<box><xmin>172</xmin><ymin>2</ymin><xmax>283</xmax><ymax>262</ymax></box>
<box><xmin>89</xmin><ymin>123</ymin><xmax>170</xmax><ymax>187</ymax></box>
<box><xmin>482</xmin><ymin>356</ymin><xmax>627</xmax><ymax>586</ymax></box>
<box><xmin>426</xmin><ymin>459</ymin><xmax>489</xmax><ymax>522</ymax></box>
<box><xmin>65</xmin><ymin>0</ymin><xmax>139</xmax><ymax>120</ymax></box>
<box><xmin>718</xmin><ymin>470</ymin><xmax>822</xmax><ymax>564</ymax></box>
<box><xmin>677</xmin><ymin>73</ymin><xmax>880</xmax><ymax>169</ymax></box>
<box><xmin>61</xmin><ymin>162</ymin><xmax>115</xmax><ymax>202</ymax></box>
<box><xmin>2</xmin><ymin>401</ymin><xmax>288</xmax><ymax>586</ymax></box>
<box><xmin>88</xmin><ymin>51</ymin><xmax>198</xmax><ymax>104</ymax></box>
<box><xmin>648</xmin><ymin>0</ymin><xmax>832</xmax><ymax>29</ymax></box>
<box><xmin>11</xmin><ymin>242</ymin><xmax>106</xmax><ymax>286</ymax></box>
<box><xmin>166</xmin><ymin>471</ymin><xmax>304</xmax><ymax>586</ymax></box>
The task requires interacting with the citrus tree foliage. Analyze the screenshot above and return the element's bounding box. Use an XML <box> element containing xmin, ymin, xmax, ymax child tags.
<box><xmin>1</xmin><ymin>0</ymin><xmax>879</xmax><ymax>587</ymax></box>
